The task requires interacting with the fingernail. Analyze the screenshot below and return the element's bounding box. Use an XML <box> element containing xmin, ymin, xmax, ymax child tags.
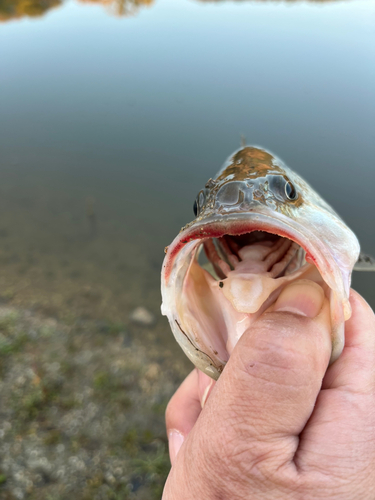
<box><xmin>273</xmin><ymin>280</ymin><xmax>325</xmax><ymax>318</ymax></box>
<box><xmin>168</xmin><ymin>430</ymin><xmax>184</xmax><ymax>465</ymax></box>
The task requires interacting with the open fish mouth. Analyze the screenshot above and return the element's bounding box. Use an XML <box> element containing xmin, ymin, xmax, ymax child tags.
<box><xmin>162</xmin><ymin>212</ymin><xmax>350</xmax><ymax>380</ymax></box>
<box><xmin>161</xmin><ymin>147</ymin><xmax>361</xmax><ymax>380</ymax></box>
<box><xmin>202</xmin><ymin>231</ymin><xmax>304</xmax><ymax>282</ymax></box>
<box><xmin>186</xmin><ymin>229</ymin><xmax>310</xmax><ymax>361</ymax></box>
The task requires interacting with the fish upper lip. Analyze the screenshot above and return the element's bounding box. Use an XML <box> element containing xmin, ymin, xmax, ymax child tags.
<box><xmin>164</xmin><ymin>211</ymin><xmax>347</xmax><ymax>298</ymax></box>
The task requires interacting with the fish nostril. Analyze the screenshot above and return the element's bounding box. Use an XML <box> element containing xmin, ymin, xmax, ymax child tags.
<box><xmin>198</xmin><ymin>190</ymin><xmax>205</xmax><ymax>207</ymax></box>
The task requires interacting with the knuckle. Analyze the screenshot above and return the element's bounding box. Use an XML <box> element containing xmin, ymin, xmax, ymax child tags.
<box><xmin>214</xmin><ymin>435</ymin><xmax>299</xmax><ymax>495</ymax></box>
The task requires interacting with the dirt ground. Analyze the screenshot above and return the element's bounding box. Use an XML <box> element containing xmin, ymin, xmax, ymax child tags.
<box><xmin>0</xmin><ymin>304</ymin><xmax>190</xmax><ymax>499</ymax></box>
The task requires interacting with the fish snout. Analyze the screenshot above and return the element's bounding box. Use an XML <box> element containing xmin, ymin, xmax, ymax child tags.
<box><xmin>214</xmin><ymin>179</ymin><xmax>270</xmax><ymax>213</ymax></box>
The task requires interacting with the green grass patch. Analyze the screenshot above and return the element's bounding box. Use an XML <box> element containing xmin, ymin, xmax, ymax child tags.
<box><xmin>43</xmin><ymin>429</ymin><xmax>62</xmax><ymax>446</ymax></box>
<box><xmin>93</xmin><ymin>371</ymin><xmax>132</xmax><ymax>409</ymax></box>
<box><xmin>132</xmin><ymin>443</ymin><xmax>170</xmax><ymax>497</ymax></box>
<box><xmin>0</xmin><ymin>311</ymin><xmax>19</xmax><ymax>333</ymax></box>
<box><xmin>0</xmin><ymin>332</ymin><xmax>28</xmax><ymax>356</ymax></box>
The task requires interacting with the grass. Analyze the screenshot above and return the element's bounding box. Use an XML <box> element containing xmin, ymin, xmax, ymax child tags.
<box><xmin>11</xmin><ymin>370</ymin><xmax>63</xmax><ymax>426</ymax></box>
<box><xmin>0</xmin><ymin>332</ymin><xmax>28</xmax><ymax>356</ymax></box>
<box><xmin>0</xmin><ymin>307</ymin><xmax>176</xmax><ymax>500</ymax></box>
<box><xmin>43</xmin><ymin>429</ymin><xmax>62</xmax><ymax>446</ymax></box>
<box><xmin>0</xmin><ymin>310</ymin><xmax>19</xmax><ymax>332</ymax></box>
<box><xmin>93</xmin><ymin>371</ymin><xmax>132</xmax><ymax>409</ymax></box>
<box><xmin>151</xmin><ymin>400</ymin><xmax>168</xmax><ymax>416</ymax></box>
<box><xmin>132</xmin><ymin>443</ymin><xmax>170</xmax><ymax>497</ymax></box>
<box><xmin>0</xmin><ymin>311</ymin><xmax>29</xmax><ymax>375</ymax></box>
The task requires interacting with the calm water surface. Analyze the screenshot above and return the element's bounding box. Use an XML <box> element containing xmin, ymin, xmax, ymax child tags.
<box><xmin>0</xmin><ymin>0</ymin><xmax>374</xmax><ymax>339</ymax></box>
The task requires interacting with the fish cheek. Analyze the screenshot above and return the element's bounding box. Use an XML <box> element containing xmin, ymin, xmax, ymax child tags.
<box><xmin>180</xmin><ymin>260</ymin><xmax>229</xmax><ymax>364</ymax></box>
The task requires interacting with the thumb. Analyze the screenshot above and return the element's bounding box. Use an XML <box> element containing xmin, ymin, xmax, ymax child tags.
<box><xmin>202</xmin><ymin>280</ymin><xmax>332</xmax><ymax>462</ymax></box>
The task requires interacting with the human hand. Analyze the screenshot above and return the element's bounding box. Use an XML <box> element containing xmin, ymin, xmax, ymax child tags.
<box><xmin>163</xmin><ymin>283</ymin><xmax>375</xmax><ymax>499</ymax></box>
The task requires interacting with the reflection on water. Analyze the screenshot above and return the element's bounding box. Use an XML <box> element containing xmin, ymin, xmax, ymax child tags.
<box><xmin>0</xmin><ymin>0</ymin><xmax>348</xmax><ymax>22</ymax></box>
<box><xmin>77</xmin><ymin>0</ymin><xmax>154</xmax><ymax>17</ymax></box>
<box><xmin>198</xmin><ymin>0</ymin><xmax>344</xmax><ymax>3</ymax></box>
<box><xmin>0</xmin><ymin>0</ymin><xmax>61</xmax><ymax>21</ymax></box>
<box><xmin>0</xmin><ymin>0</ymin><xmax>153</xmax><ymax>21</ymax></box>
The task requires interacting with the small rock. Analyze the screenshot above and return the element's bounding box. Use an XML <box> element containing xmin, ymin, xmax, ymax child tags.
<box><xmin>12</xmin><ymin>487</ymin><xmax>24</xmax><ymax>500</ymax></box>
<box><xmin>95</xmin><ymin>320</ymin><xmax>111</xmax><ymax>333</ymax></box>
<box><xmin>121</xmin><ymin>331</ymin><xmax>132</xmax><ymax>347</ymax></box>
<box><xmin>56</xmin><ymin>444</ymin><xmax>65</xmax><ymax>454</ymax></box>
<box><xmin>145</xmin><ymin>363</ymin><xmax>160</xmax><ymax>382</ymax></box>
<box><xmin>15</xmin><ymin>376</ymin><xmax>26</xmax><ymax>387</ymax></box>
<box><xmin>105</xmin><ymin>472</ymin><xmax>116</xmax><ymax>485</ymax></box>
<box><xmin>129</xmin><ymin>307</ymin><xmax>155</xmax><ymax>326</ymax></box>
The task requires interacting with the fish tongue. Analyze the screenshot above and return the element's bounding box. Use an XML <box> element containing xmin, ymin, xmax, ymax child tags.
<box><xmin>221</xmin><ymin>272</ymin><xmax>281</xmax><ymax>314</ymax></box>
<box><xmin>221</xmin><ymin>240</ymin><xmax>289</xmax><ymax>313</ymax></box>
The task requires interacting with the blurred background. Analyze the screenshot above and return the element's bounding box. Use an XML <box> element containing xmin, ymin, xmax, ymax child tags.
<box><xmin>0</xmin><ymin>0</ymin><xmax>374</xmax><ymax>498</ymax></box>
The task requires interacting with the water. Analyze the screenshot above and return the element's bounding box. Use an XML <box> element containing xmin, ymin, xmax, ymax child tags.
<box><xmin>0</xmin><ymin>0</ymin><xmax>374</xmax><ymax>331</ymax></box>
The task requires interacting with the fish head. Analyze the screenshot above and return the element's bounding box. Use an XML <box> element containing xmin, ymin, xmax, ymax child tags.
<box><xmin>161</xmin><ymin>147</ymin><xmax>360</xmax><ymax>380</ymax></box>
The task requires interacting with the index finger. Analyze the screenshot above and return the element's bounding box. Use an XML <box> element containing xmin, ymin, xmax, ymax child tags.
<box><xmin>323</xmin><ymin>289</ymin><xmax>375</xmax><ymax>391</ymax></box>
<box><xmin>165</xmin><ymin>369</ymin><xmax>215</xmax><ymax>464</ymax></box>
<box><xmin>296</xmin><ymin>289</ymin><xmax>375</xmax><ymax>471</ymax></box>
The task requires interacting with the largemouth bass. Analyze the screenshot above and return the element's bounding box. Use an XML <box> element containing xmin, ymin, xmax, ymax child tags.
<box><xmin>161</xmin><ymin>146</ymin><xmax>375</xmax><ymax>380</ymax></box>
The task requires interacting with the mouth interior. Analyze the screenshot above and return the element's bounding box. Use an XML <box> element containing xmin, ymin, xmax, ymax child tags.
<box><xmin>181</xmin><ymin>230</ymin><xmax>326</xmax><ymax>366</ymax></box>
<box><xmin>202</xmin><ymin>231</ymin><xmax>305</xmax><ymax>283</ymax></box>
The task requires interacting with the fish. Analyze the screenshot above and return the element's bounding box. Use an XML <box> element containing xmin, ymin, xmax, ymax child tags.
<box><xmin>161</xmin><ymin>146</ymin><xmax>375</xmax><ymax>380</ymax></box>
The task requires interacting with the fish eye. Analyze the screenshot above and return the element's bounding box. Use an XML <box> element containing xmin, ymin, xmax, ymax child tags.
<box><xmin>193</xmin><ymin>190</ymin><xmax>206</xmax><ymax>217</ymax></box>
<box><xmin>285</xmin><ymin>181</ymin><xmax>298</xmax><ymax>201</ymax></box>
<box><xmin>193</xmin><ymin>199</ymin><xmax>198</xmax><ymax>216</ymax></box>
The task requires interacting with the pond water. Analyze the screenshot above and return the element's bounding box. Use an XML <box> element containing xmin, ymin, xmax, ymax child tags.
<box><xmin>0</xmin><ymin>0</ymin><xmax>374</xmax><ymax>338</ymax></box>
